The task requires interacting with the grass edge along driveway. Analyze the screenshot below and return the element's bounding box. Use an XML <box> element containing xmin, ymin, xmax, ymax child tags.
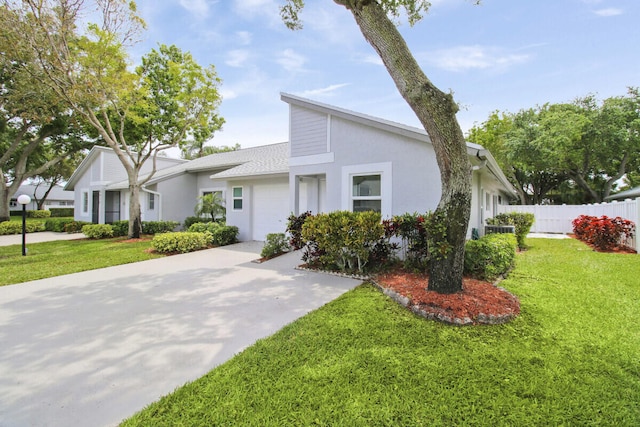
<box><xmin>122</xmin><ymin>238</ymin><xmax>640</xmax><ymax>426</ymax></box>
<box><xmin>0</xmin><ymin>238</ymin><xmax>163</xmax><ymax>286</ymax></box>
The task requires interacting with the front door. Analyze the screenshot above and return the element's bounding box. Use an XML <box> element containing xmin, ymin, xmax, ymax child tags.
<box><xmin>92</xmin><ymin>191</ymin><xmax>99</xmax><ymax>223</ymax></box>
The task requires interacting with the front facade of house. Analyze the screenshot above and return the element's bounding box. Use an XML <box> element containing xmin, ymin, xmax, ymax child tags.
<box><xmin>66</xmin><ymin>94</ymin><xmax>516</xmax><ymax>240</ymax></box>
<box><xmin>11</xmin><ymin>184</ymin><xmax>75</xmax><ymax>212</ymax></box>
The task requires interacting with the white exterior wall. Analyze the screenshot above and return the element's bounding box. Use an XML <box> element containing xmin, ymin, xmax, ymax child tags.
<box><xmin>155</xmin><ymin>174</ymin><xmax>198</xmax><ymax>226</ymax></box>
<box><xmin>224</xmin><ymin>176</ymin><xmax>290</xmax><ymax>241</ymax></box>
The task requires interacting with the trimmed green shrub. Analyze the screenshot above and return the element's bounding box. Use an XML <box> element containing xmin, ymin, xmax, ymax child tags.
<box><xmin>0</xmin><ymin>221</ymin><xmax>46</xmax><ymax>235</ymax></box>
<box><xmin>82</xmin><ymin>224</ymin><xmax>114</xmax><ymax>239</ymax></box>
<box><xmin>210</xmin><ymin>225</ymin><xmax>238</xmax><ymax>246</ymax></box>
<box><xmin>151</xmin><ymin>232</ymin><xmax>210</xmax><ymax>254</ymax></box>
<box><xmin>261</xmin><ymin>233</ymin><xmax>289</xmax><ymax>259</ymax></box>
<box><xmin>110</xmin><ymin>220</ymin><xmax>129</xmax><ymax>237</ymax></box>
<box><xmin>49</xmin><ymin>207</ymin><xmax>74</xmax><ymax>217</ymax></box>
<box><xmin>44</xmin><ymin>218</ymin><xmax>75</xmax><ymax>232</ymax></box>
<box><xmin>142</xmin><ymin>221</ymin><xmax>179</xmax><ymax>235</ymax></box>
<box><xmin>188</xmin><ymin>222</ymin><xmax>221</xmax><ymax>234</ymax></box>
<box><xmin>464</xmin><ymin>233</ymin><xmax>517</xmax><ymax>281</ymax></box>
<box><xmin>183</xmin><ymin>216</ymin><xmax>215</xmax><ymax>229</ymax></box>
<box><xmin>487</xmin><ymin>212</ymin><xmax>535</xmax><ymax>250</ymax></box>
<box><xmin>64</xmin><ymin>221</ymin><xmax>92</xmax><ymax>233</ymax></box>
<box><xmin>27</xmin><ymin>210</ymin><xmax>51</xmax><ymax>218</ymax></box>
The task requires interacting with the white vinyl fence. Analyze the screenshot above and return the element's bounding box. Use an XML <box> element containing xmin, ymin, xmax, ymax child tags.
<box><xmin>497</xmin><ymin>198</ymin><xmax>639</xmax><ymax>252</ymax></box>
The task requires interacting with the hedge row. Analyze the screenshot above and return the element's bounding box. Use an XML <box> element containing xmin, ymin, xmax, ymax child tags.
<box><xmin>0</xmin><ymin>221</ymin><xmax>46</xmax><ymax>235</ymax></box>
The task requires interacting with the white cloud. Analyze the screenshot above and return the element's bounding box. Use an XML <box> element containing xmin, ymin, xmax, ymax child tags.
<box><xmin>277</xmin><ymin>49</ymin><xmax>307</xmax><ymax>72</ymax></box>
<box><xmin>593</xmin><ymin>8</ymin><xmax>623</xmax><ymax>16</ymax></box>
<box><xmin>236</xmin><ymin>31</ymin><xmax>252</xmax><ymax>46</ymax></box>
<box><xmin>296</xmin><ymin>83</ymin><xmax>350</xmax><ymax>98</ymax></box>
<box><xmin>361</xmin><ymin>54</ymin><xmax>384</xmax><ymax>66</ymax></box>
<box><xmin>178</xmin><ymin>0</ymin><xmax>212</xmax><ymax>18</ymax></box>
<box><xmin>426</xmin><ymin>45</ymin><xmax>531</xmax><ymax>72</ymax></box>
<box><xmin>226</xmin><ymin>50</ymin><xmax>250</xmax><ymax>68</ymax></box>
<box><xmin>232</xmin><ymin>0</ymin><xmax>281</xmax><ymax>26</ymax></box>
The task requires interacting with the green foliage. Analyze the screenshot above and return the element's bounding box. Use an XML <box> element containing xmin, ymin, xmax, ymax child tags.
<box><xmin>82</xmin><ymin>224</ymin><xmax>114</xmax><ymax>239</ymax></box>
<box><xmin>210</xmin><ymin>226</ymin><xmax>239</xmax><ymax>246</ymax></box>
<box><xmin>151</xmin><ymin>232</ymin><xmax>210</xmax><ymax>254</ymax></box>
<box><xmin>301</xmin><ymin>211</ymin><xmax>384</xmax><ymax>273</ymax></box>
<box><xmin>27</xmin><ymin>210</ymin><xmax>51</xmax><ymax>218</ymax></box>
<box><xmin>49</xmin><ymin>208</ymin><xmax>74</xmax><ymax>217</ymax></box>
<box><xmin>183</xmin><ymin>216</ymin><xmax>215</xmax><ymax>229</ymax></box>
<box><xmin>261</xmin><ymin>233</ymin><xmax>290</xmax><ymax>259</ymax></box>
<box><xmin>0</xmin><ymin>220</ymin><xmax>45</xmax><ymax>235</ymax></box>
<box><xmin>487</xmin><ymin>212</ymin><xmax>535</xmax><ymax>249</ymax></box>
<box><xmin>63</xmin><ymin>221</ymin><xmax>91</xmax><ymax>233</ymax></box>
<box><xmin>464</xmin><ymin>233</ymin><xmax>517</xmax><ymax>280</ymax></box>
<box><xmin>187</xmin><ymin>221</ymin><xmax>237</xmax><ymax>246</ymax></box>
<box><xmin>142</xmin><ymin>221</ymin><xmax>179</xmax><ymax>235</ymax></box>
<box><xmin>44</xmin><ymin>218</ymin><xmax>74</xmax><ymax>232</ymax></box>
<box><xmin>111</xmin><ymin>220</ymin><xmax>129</xmax><ymax>237</ymax></box>
<box><xmin>194</xmin><ymin>193</ymin><xmax>225</xmax><ymax>222</ymax></box>
<box><xmin>468</xmin><ymin>89</ymin><xmax>640</xmax><ymax>204</ymax></box>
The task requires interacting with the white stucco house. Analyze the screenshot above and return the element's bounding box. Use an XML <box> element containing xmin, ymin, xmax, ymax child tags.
<box><xmin>11</xmin><ymin>183</ymin><xmax>75</xmax><ymax>212</ymax></box>
<box><xmin>65</xmin><ymin>93</ymin><xmax>516</xmax><ymax>241</ymax></box>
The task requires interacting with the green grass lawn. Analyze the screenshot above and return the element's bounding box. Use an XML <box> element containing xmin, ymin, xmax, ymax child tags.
<box><xmin>122</xmin><ymin>238</ymin><xmax>640</xmax><ymax>426</ymax></box>
<box><xmin>0</xmin><ymin>237</ymin><xmax>163</xmax><ymax>286</ymax></box>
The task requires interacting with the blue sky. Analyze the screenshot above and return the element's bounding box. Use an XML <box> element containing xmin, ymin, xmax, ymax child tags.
<box><xmin>130</xmin><ymin>0</ymin><xmax>639</xmax><ymax>150</ymax></box>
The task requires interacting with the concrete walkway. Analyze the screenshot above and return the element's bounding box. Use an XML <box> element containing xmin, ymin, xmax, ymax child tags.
<box><xmin>0</xmin><ymin>231</ymin><xmax>85</xmax><ymax>247</ymax></box>
<box><xmin>0</xmin><ymin>242</ymin><xmax>362</xmax><ymax>427</ymax></box>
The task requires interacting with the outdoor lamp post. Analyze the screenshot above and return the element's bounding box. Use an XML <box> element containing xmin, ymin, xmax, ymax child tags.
<box><xmin>17</xmin><ymin>194</ymin><xmax>31</xmax><ymax>256</ymax></box>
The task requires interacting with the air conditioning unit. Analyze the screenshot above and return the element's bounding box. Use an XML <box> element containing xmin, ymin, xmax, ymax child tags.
<box><xmin>485</xmin><ymin>225</ymin><xmax>516</xmax><ymax>235</ymax></box>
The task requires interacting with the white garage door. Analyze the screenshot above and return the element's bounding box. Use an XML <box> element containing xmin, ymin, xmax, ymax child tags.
<box><xmin>252</xmin><ymin>182</ymin><xmax>290</xmax><ymax>241</ymax></box>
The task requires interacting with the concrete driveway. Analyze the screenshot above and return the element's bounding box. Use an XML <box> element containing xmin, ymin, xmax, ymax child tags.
<box><xmin>0</xmin><ymin>242</ymin><xmax>361</xmax><ymax>427</ymax></box>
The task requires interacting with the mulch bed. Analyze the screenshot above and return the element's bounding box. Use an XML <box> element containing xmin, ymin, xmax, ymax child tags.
<box><xmin>373</xmin><ymin>269</ymin><xmax>520</xmax><ymax>326</ymax></box>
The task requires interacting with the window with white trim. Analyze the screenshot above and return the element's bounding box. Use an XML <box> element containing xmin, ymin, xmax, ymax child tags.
<box><xmin>352</xmin><ymin>174</ymin><xmax>382</xmax><ymax>213</ymax></box>
<box><xmin>82</xmin><ymin>191</ymin><xmax>89</xmax><ymax>213</ymax></box>
<box><xmin>232</xmin><ymin>187</ymin><xmax>243</xmax><ymax>211</ymax></box>
<box><xmin>148</xmin><ymin>193</ymin><xmax>155</xmax><ymax>210</ymax></box>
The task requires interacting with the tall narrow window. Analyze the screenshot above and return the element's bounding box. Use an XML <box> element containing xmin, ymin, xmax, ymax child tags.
<box><xmin>82</xmin><ymin>191</ymin><xmax>89</xmax><ymax>213</ymax></box>
<box><xmin>148</xmin><ymin>193</ymin><xmax>155</xmax><ymax>210</ymax></box>
<box><xmin>352</xmin><ymin>174</ymin><xmax>381</xmax><ymax>213</ymax></box>
<box><xmin>232</xmin><ymin>187</ymin><xmax>243</xmax><ymax>211</ymax></box>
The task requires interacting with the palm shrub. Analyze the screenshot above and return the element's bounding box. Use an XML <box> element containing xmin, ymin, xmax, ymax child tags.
<box><xmin>487</xmin><ymin>212</ymin><xmax>535</xmax><ymax>250</ymax></box>
<box><xmin>194</xmin><ymin>193</ymin><xmax>225</xmax><ymax>222</ymax></box>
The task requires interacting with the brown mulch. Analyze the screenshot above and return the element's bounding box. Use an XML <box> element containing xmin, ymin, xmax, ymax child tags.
<box><xmin>374</xmin><ymin>270</ymin><xmax>520</xmax><ymax>326</ymax></box>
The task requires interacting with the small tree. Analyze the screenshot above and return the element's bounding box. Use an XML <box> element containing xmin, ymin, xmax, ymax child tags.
<box><xmin>194</xmin><ymin>193</ymin><xmax>225</xmax><ymax>222</ymax></box>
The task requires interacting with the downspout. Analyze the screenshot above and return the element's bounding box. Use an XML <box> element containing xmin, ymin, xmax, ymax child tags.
<box><xmin>141</xmin><ymin>186</ymin><xmax>162</xmax><ymax>221</ymax></box>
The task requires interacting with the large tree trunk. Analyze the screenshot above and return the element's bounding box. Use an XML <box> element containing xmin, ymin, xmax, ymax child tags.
<box><xmin>128</xmin><ymin>183</ymin><xmax>143</xmax><ymax>238</ymax></box>
<box><xmin>0</xmin><ymin>186</ymin><xmax>11</xmax><ymax>223</ymax></box>
<box><xmin>342</xmin><ymin>1</ymin><xmax>472</xmax><ymax>293</ymax></box>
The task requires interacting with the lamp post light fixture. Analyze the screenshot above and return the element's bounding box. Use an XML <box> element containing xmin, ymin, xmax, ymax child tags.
<box><xmin>17</xmin><ymin>194</ymin><xmax>31</xmax><ymax>256</ymax></box>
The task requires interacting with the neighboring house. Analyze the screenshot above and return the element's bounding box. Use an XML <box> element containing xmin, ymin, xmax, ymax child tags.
<box><xmin>11</xmin><ymin>184</ymin><xmax>75</xmax><ymax>212</ymax></box>
<box><xmin>65</xmin><ymin>94</ymin><xmax>516</xmax><ymax>240</ymax></box>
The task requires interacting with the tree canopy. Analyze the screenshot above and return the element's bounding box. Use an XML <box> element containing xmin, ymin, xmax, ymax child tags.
<box><xmin>467</xmin><ymin>89</ymin><xmax>640</xmax><ymax>204</ymax></box>
<box><xmin>3</xmin><ymin>0</ymin><xmax>224</xmax><ymax>236</ymax></box>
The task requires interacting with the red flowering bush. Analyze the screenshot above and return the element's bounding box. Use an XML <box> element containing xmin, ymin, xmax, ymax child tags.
<box><xmin>572</xmin><ymin>215</ymin><xmax>635</xmax><ymax>251</ymax></box>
